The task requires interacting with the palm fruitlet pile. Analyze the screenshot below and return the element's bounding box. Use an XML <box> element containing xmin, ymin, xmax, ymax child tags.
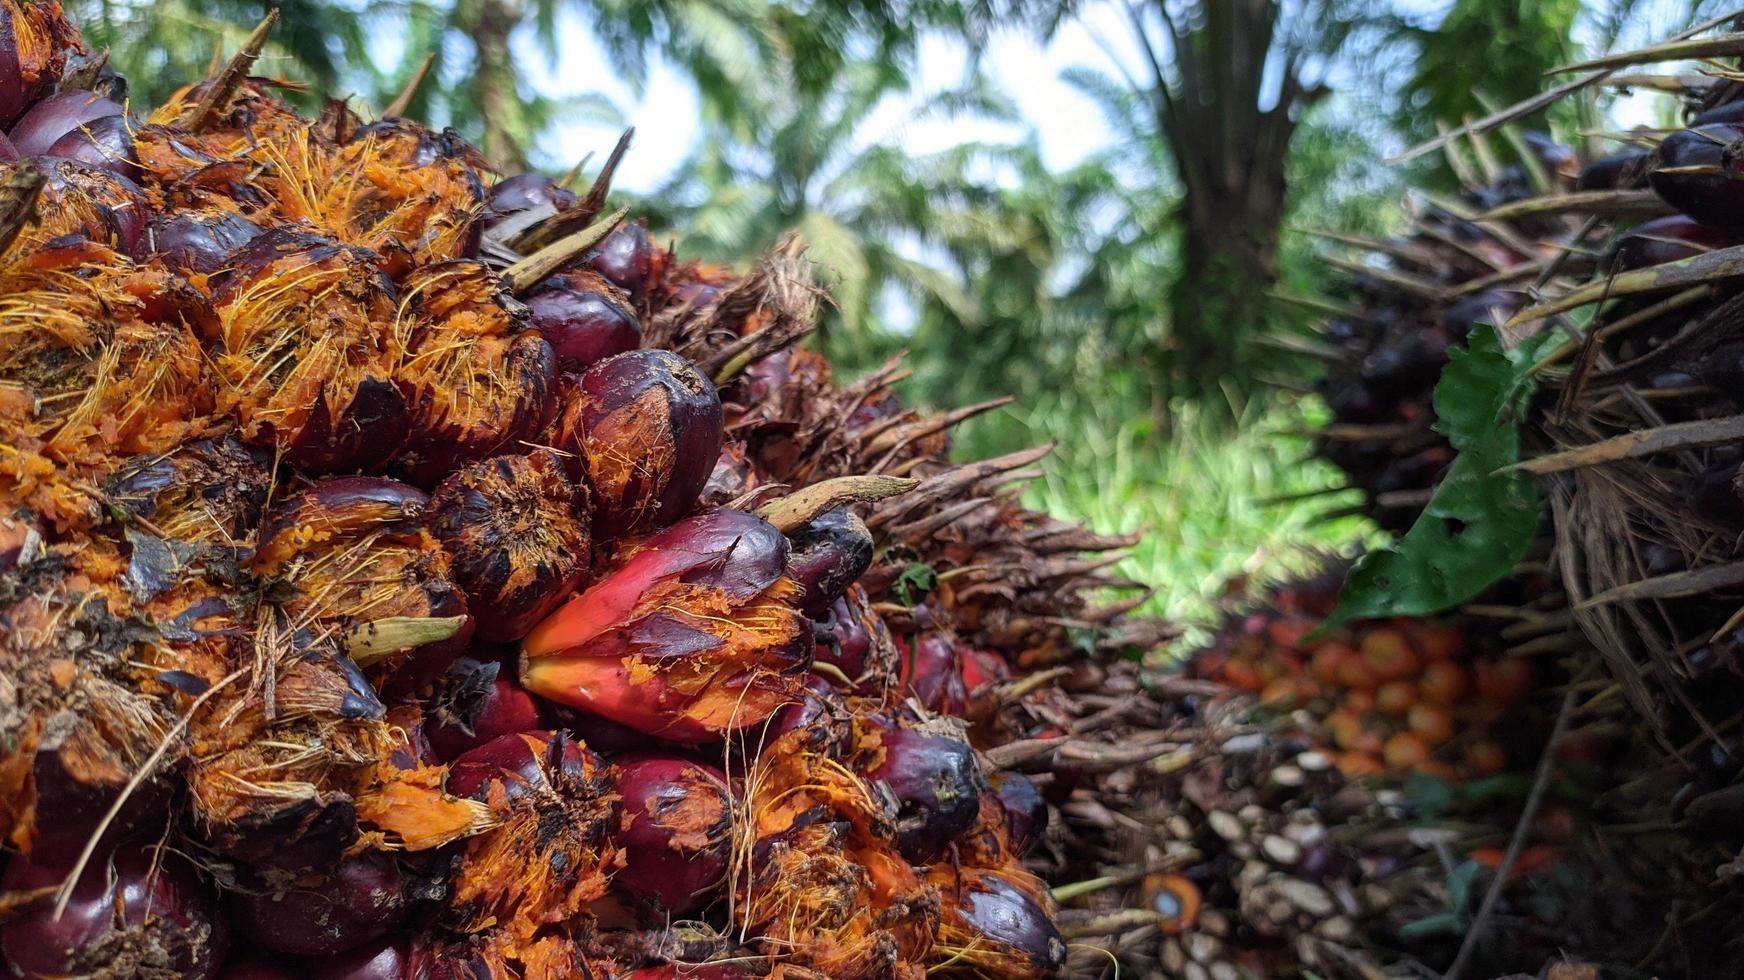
<box><xmin>0</xmin><ymin>5</ymin><xmax>1189</xmax><ymax>977</ymax></box>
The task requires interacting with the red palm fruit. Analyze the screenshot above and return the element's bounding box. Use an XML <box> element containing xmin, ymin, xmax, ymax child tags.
<box><xmin>816</xmin><ymin>594</ymin><xmax>872</xmax><ymax>681</ymax></box>
<box><xmin>9</xmin><ymin>89</ymin><xmax>121</xmax><ymax>154</ymax></box>
<box><xmin>250</xmin><ymin>477</ymin><xmax>471</xmax><ymax>697</ymax></box>
<box><xmin>208</xmin><ymin>229</ymin><xmax>409</xmax><ymax>472</ymax></box>
<box><xmin>523</xmin><ymin>268</ymin><xmax>641</xmax><ymax>370</ymax></box>
<box><xmin>391</xmin><ymin>261</ymin><xmax>556</xmax><ymax>485</ymax></box>
<box><xmin>990</xmin><ymin>770</ymin><xmax>1048</xmax><ymax>856</ymax></box>
<box><xmin>145</xmin><ymin>211</ymin><xmax>264</xmax><ymax>275</ymax></box>
<box><xmin>521</xmin><ymin>508</ymin><xmax>811</xmax><ymax>741</ymax></box>
<box><xmin>1577</xmin><ymin>147</ymin><xmax>1650</xmax><ymax>190</ymax></box>
<box><xmin>2</xmin><ymin>845</ymin><xmax>228</xmax><ymax>979</ymax></box>
<box><xmin>445</xmin><ymin>729</ymin><xmax>593</xmax><ymax>801</ymax></box>
<box><xmin>927</xmin><ymin>864</ymin><xmax>1066</xmax><ymax>979</ymax></box>
<box><xmin>1648</xmin><ymin>124</ymin><xmax>1744</xmax><ymax>228</ymax></box>
<box><xmin>442</xmin><ymin>730</ymin><xmax>622</xmax><ymax>946</ymax></box>
<box><xmin>766</xmin><ymin>672</ymin><xmax>841</xmax><ymax>741</ymax></box>
<box><xmin>426</xmin><ymin>451</ymin><xmax>590</xmax><ymax>642</ymax></box>
<box><xmin>897</xmin><ymin>633</ymin><xmax>969</xmax><ymax>715</ymax></box>
<box><xmin>785</xmin><ymin>507</ymin><xmax>874</xmax><ymax>618</ymax></box>
<box><xmin>547</xmin><ymin>349</ymin><xmax>723</xmax><ymax>538</ymax></box>
<box><xmin>426</xmin><ymin>658</ymin><xmax>543</xmax><ymax>761</ymax></box>
<box><xmin>869</xmin><ymin>715</ymin><xmax>987</xmax><ymax>862</ymax></box>
<box><xmin>1606</xmin><ymin>214</ymin><xmax>1737</xmax><ymax>272</ymax></box>
<box><xmin>0</xmin><ymin>0</ymin><xmax>87</xmax><ymax>127</ymax></box>
<box><xmin>588</xmin><ymin>220</ymin><xmax>667</xmax><ymax>304</ymax></box>
<box><xmin>611</xmin><ymin>754</ymin><xmax>733</xmax><ymax>917</ymax></box>
<box><xmin>233</xmin><ymin>854</ymin><xmax>407</xmax><ymax>957</ymax></box>
<box><xmin>959</xmin><ymin>645</ymin><xmax>1010</xmax><ymax>692</ymax></box>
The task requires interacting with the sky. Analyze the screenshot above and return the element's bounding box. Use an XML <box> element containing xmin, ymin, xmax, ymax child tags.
<box><xmin>519</xmin><ymin>3</ymin><xmax>1148</xmax><ymax>192</ymax></box>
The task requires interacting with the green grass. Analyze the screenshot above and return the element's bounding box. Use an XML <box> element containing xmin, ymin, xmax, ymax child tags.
<box><xmin>960</xmin><ymin>395</ymin><xmax>1379</xmax><ymax>655</ymax></box>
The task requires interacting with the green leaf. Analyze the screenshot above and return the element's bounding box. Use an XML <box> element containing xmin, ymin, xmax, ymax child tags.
<box><xmin>1398</xmin><ymin>910</ymin><xmax>1464</xmax><ymax>939</ymax></box>
<box><xmin>1446</xmin><ymin>858</ymin><xmax>1483</xmax><ymax>916</ymax></box>
<box><xmin>1326</xmin><ymin>324</ymin><xmax>1558</xmax><ymax>628</ymax></box>
<box><xmin>892</xmin><ymin>563</ymin><xmax>938</xmax><ymax>608</ymax></box>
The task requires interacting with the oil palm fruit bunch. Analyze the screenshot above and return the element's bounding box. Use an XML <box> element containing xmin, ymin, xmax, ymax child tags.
<box><xmin>0</xmin><ymin>5</ymin><xmax>1178</xmax><ymax>977</ymax></box>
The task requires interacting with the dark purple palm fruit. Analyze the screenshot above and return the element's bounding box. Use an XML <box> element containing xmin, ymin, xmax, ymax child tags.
<box><xmin>1648</xmin><ymin>124</ymin><xmax>1744</xmax><ymax>229</ymax></box>
<box><xmin>444</xmin><ymin>729</ymin><xmax>595</xmax><ymax>802</ymax></box>
<box><xmin>43</xmin><ymin>114</ymin><xmax>137</xmax><ymax>178</ymax></box>
<box><xmin>0</xmin><ymin>131</ymin><xmax>15</xmax><ymax>161</ymax></box>
<box><xmin>868</xmin><ymin>715</ymin><xmax>987</xmax><ymax>862</ymax></box>
<box><xmin>785</xmin><ymin>508</ymin><xmax>874</xmax><ymax>619</ymax></box>
<box><xmin>1</xmin><ymin>845</ymin><xmax>229</xmax><ymax>979</ymax></box>
<box><xmin>391</xmin><ymin>261</ymin><xmax>557</xmax><ymax>486</ymax></box>
<box><xmin>218</xmin><ymin>961</ymin><xmax>300</xmax><ymax>980</ymax></box>
<box><xmin>1605</xmin><ymin>214</ymin><xmax>1739</xmax><ymax>272</ymax></box>
<box><xmin>480</xmin><ymin>172</ymin><xmax>577</xmax><ymax>249</ymax></box>
<box><xmin>425</xmin><ymin>450</ymin><xmax>591</xmax><ymax>643</ymax></box>
<box><xmin>989</xmin><ymin>771</ymin><xmax>1049</xmax><ymax>856</ymax></box>
<box><xmin>305</xmin><ymin>938</ymin><xmax>412</xmax><ymax>980</ymax></box>
<box><xmin>425</xmin><ymin>658</ymin><xmax>544</xmax><ymax>762</ymax></box>
<box><xmin>1577</xmin><ymin>146</ymin><xmax>1650</xmax><ymax>191</ymax></box>
<box><xmin>9</xmin><ymin>89</ymin><xmax>122</xmax><ymax>155</ymax></box>
<box><xmin>1694</xmin><ymin>100</ymin><xmax>1744</xmax><ymax>126</ymax></box>
<box><xmin>39</xmin><ymin>158</ymin><xmax>148</xmax><ymax>255</ymax></box>
<box><xmin>933</xmin><ymin>866</ymin><xmax>1067</xmax><ymax>977</ymax></box>
<box><xmin>546</xmin><ymin>349</ymin><xmax>724</xmax><ymax>538</ymax></box>
<box><xmin>587</xmin><ymin>220</ymin><xmax>668</xmax><ymax>305</ymax></box>
<box><xmin>523</xmin><ymin>269</ymin><xmax>641</xmax><ymax>371</ymax></box>
<box><xmin>766</xmin><ymin>672</ymin><xmax>840</xmax><ymax>741</ymax></box>
<box><xmin>611</xmin><ymin>754</ymin><xmax>734</xmax><ymax>917</ymax></box>
<box><xmin>898</xmin><ymin>632</ymin><xmax>969</xmax><ymax>716</ymax></box>
<box><xmin>231</xmin><ymin>854</ymin><xmax>407</xmax><ymax>957</ymax></box>
<box><xmin>18</xmin><ymin>724</ymin><xmax>172</xmax><ymax>865</ymax></box>
<box><xmin>145</xmin><ymin>211</ymin><xmax>264</xmax><ymax>275</ymax></box>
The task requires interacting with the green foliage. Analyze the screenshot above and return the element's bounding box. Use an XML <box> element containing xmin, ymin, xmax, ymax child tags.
<box><xmin>952</xmin><ymin>386</ymin><xmax>1375</xmax><ymax>649</ymax></box>
<box><xmin>1328</xmin><ymin>324</ymin><xmax>1559</xmax><ymax>629</ymax></box>
<box><xmin>1397</xmin><ymin>0</ymin><xmax>1580</xmax><ymax>143</ymax></box>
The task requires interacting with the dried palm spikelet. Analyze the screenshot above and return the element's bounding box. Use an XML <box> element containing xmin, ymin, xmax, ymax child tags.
<box><xmin>443</xmin><ymin>730</ymin><xmax>622</xmax><ymax>948</ymax></box>
<box><xmin>391</xmin><ymin>260</ymin><xmax>555</xmax><ymax>485</ymax></box>
<box><xmin>733</xmin><ymin>721</ymin><xmax>938</xmax><ymax>980</ymax></box>
<box><xmin>142</xmin><ymin>108</ymin><xmax>485</xmax><ymax>265</ymax></box>
<box><xmin>206</xmin><ymin>227</ymin><xmax>408</xmax><ymax>472</ymax></box>
<box><xmin>249</xmin><ymin>476</ymin><xmax>471</xmax><ymax>697</ymax></box>
<box><xmin>0</xmin><ymin>539</ymin><xmax>181</xmax><ymax>864</ymax></box>
<box><xmin>0</xmin><ymin>235</ymin><xmax>212</xmax><ymax>528</ymax></box>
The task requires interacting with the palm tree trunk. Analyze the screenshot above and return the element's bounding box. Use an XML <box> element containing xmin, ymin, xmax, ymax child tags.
<box><xmin>466</xmin><ymin>0</ymin><xmax>526</xmax><ymax>171</ymax></box>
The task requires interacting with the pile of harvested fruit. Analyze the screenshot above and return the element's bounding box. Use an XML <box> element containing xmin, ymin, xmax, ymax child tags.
<box><xmin>1191</xmin><ymin>584</ymin><xmax>1530</xmax><ymax>782</ymax></box>
<box><xmin>0</xmin><ymin>5</ymin><xmax>1177</xmax><ymax>977</ymax></box>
